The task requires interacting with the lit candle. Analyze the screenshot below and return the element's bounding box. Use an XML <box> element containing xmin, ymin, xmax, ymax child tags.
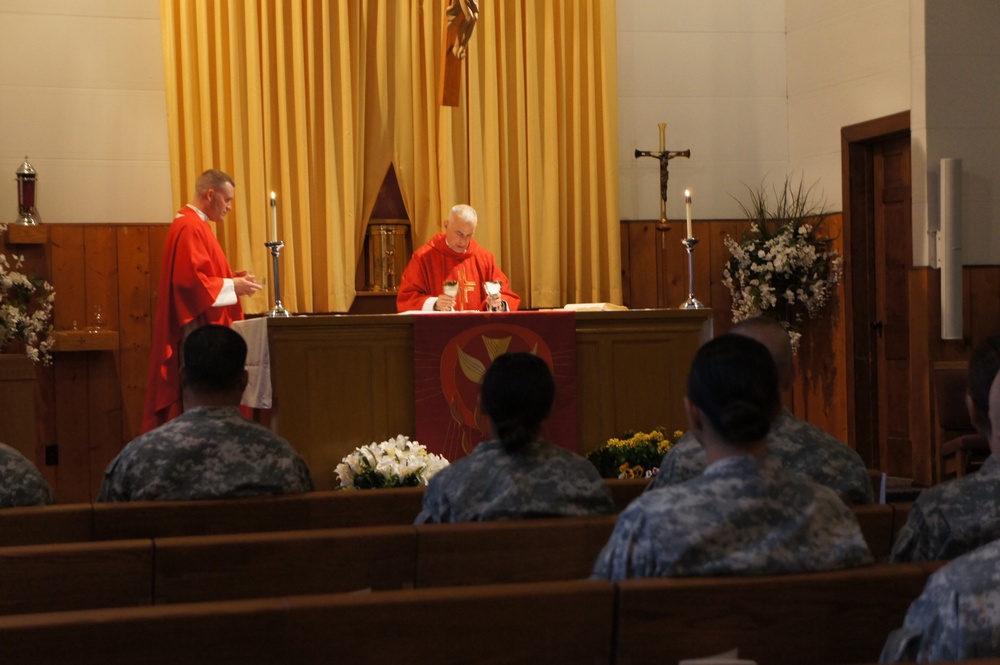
<box><xmin>270</xmin><ymin>191</ymin><xmax>277</xmax><ymax>242</ymax></box>
<box><xmin>685</xmin><ymin>189</ymin><xmax>693</xmax><ymax>239</ymax></box>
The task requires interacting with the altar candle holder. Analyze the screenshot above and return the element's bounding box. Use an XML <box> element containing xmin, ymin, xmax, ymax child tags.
<box><xmin>680</xmin><ymin>237</ymin><xmax>707</xmax><ymax>309</ymax></box>
<box><xmin>265</xmin><ymin>240</ymin><xmax>291</xmax><ymax>317</ymax></box>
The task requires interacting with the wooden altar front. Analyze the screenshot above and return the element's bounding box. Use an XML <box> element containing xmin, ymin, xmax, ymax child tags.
<box><xmin>266</xmin><ymin>309</ymin><xmax>713</xmax><ymax>490</ymax></box>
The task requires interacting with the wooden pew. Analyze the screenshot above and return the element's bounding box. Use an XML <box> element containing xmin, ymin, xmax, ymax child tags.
<box><xmin>852</xmin><ymin>503</ymin><xmax>895</xmax><ymax>561</ymax></box>
<box><xmin>0</xmin><ymin>503</ymin><xmax>93</xmax><ymax>546</ymax></box>
<box><xmin>413</xmin><ymin>515</ymin><xmax>618</xmax><ymax>587</ymax></box>
<box><xmin>614</xmin><ymin>562</ymin><xmax>942</xmax><ymax>665</ymax></box>
<box><xmin>0</xmin><ymin>580</ymin><xmax>616</xmax><ymax>664</ymax></box>
<box><xmin>153</xmin><ymin>526</ymin><xmax>417</xmax><ymax>604</ymax></box>
<box><xmin>91</xmin><ymin>487</ymin><xmax>425</xmax><ymax>540</ymax></box>
<box><xmin>0</xmin><ymin>539</ymin><xmax>152</xmax><ymax>616</ymax></box>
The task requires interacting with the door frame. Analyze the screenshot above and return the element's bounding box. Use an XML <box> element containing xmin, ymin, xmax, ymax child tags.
<box><xmin>841</xmin><ymin>111</ymin><xmax>910</xmax><ymax>469</ymax></box>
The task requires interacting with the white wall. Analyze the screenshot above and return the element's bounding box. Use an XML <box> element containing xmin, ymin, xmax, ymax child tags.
<box><xmin>917</xmin><ymin>0</ymin><xmax>1000</xmax><ymax>266</ymax></box>
<box><xmin>785</xmin><ymin>0</ymin><xmax>911</xmax><ymax>206</ymax></box>
<box><xmin>0</xmin><ymin>0</ymin><xmax>171</xmax><ymax>224</ymax></box>
<box><xmin>617</xmin><ymin>0</ymin><xmax>788</xmax><ymax>221</ymax></box>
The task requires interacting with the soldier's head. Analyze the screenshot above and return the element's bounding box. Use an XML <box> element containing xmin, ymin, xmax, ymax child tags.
<box><xmin>685</xmin><ymin>333</ymin><xmax>780</xmax><ymax>449</ymax></box>
<box><xmin>731</xmin><ymin>315</ymin><xmax>795</xmax><ymax>391</ymax></box>
<box><xmin>986</xmin><ymin>368</ymin><xmax>1000</xmax><ymax>459</ymax></box>
<box><xmin>481</xmin><ymin>352</ymin><xmax>555</xmax><ymax>453</ymax></box>
<box><xmin>443</xmin><ymin>204</ymin><xmax>477</xmax><ymax>254</ymax></box>
<box><xmin>180</xmin><ymin>325</ymin><xmax>248</xmax><ymax>408</ymax></box>
<box><xmin>967</xmin><ymin>334</ymin><xmax>1000</xmax><ymax>439</ymax></box>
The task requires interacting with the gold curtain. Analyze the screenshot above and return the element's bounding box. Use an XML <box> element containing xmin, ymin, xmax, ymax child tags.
<box><xmin>160</xmin><ymin>0</ymin><xmax>621</xmax><ymax>312</ymax></box>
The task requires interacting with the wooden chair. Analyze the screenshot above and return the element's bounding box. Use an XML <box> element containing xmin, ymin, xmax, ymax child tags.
<box><xmin>932</xmin><ymin>360</ymin><xmax>990</xmax><ymax>482</ymax></box>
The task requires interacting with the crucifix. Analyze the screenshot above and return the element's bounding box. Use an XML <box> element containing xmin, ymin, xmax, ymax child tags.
<box><xmin>634</xmin><ymin>123</ymin><xmax>691</xmax><ymax>225</ymax></box>
<box><xmin>438</xmin><ymin>0</ymin><xmax>479</xmax><ymax>106</ymax></box>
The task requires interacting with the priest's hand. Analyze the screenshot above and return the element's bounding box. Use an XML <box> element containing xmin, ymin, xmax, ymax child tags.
<box><xmin>233</xmin><ymin>271</ymin><xmax>264</xmax><ymax>297</ymax></box>
<box><xmin>435</xmin><ymin>294</ymin><xmax>456</xmax><ymax>311</ymax></box>
<box><xmin>486</xmin><ymin>292</ymin><xmax>502</xmax><ymax>311</ymax></box>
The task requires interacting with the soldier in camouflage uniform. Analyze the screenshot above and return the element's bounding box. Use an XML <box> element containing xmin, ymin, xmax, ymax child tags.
<box><xmin>0</xmin><ymin>442</ymin><xmax>53</xmax><ymax>507</ymax></box>
<box><xmin>415</xmin><ymin>352</ymin><xmax>614</xmax><ymax>523</ymax></box>
<box><xmin>592</xmin><ymin>334</ymin><xmax>873</xmax><ymax>580</ymax></box>
<box><xmin>649</xmin><ymin>316</ymin><xmax>873</xmax><ymax>505</ymax></box>
<box><xmin>98</xmin><ymin>325</ymin><xmax>313</xmax><ymax>502</ymax></box>
<box><xmin>880</xmin><ymin>539</ymin><xmax>1000</xmax><ymax>661</ymax></box>
<box><xmin>890</xmin><ymin>335</ymin><xmax>1000</xmax><ymax>563</ymax></box>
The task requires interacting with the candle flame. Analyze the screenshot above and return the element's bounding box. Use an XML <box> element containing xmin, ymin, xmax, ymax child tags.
<box><xmin>270</xmin><ymin>191</ymin><xmax>276</xmax><ymax>203</ymax></box>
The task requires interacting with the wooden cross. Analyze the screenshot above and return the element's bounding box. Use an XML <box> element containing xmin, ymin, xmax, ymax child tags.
<box><xmin>438</xmin><ymin>0</ymin><xmax>479</xmax><ymax>106</ymax></box>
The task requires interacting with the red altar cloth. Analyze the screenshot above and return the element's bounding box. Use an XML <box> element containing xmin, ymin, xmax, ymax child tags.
<box><xmin>413</xmin><ymin>310</ymin><xmax>577</xmax><ymax>462</ymax></box>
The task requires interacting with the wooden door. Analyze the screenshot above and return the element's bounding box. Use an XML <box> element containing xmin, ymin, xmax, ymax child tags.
<box><xmin>872</xmin><ymin>136</ymin><xmax>913</xmax><ymax>475</ymax></box>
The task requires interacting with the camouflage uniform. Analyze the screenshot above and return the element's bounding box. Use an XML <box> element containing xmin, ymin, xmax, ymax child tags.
<box><xmin>650</xmin><ymin>407</ymin><xmax>873</xmax><ymax>504</ymax></box>
<box><xmin>0</xmin><ymin>442</ymin><xmax>53</xmax><ymax>507</ymax></box>
<box><xmin>414</xmin><ymin>439</ymin><xmax>615</xmax><ymax>523</ymax></box>
<box><xmin>97</xmin><ymin>406</ymin><xmax>314</xmax><ymax>502</ymax></box>
<box><xmin>881</xmin><ymin>539</ymin><xmax>1000</xmax><ymax>661</ymax></box>
<box><xmin>890</xmin><ymin>454</ymin><xmax>1000</xmax><ymax>563</ymax></box>
<box><xmin>591</xmin><ymin>455</ymin><xmax>874</xmax><ymax>580</ymax></box>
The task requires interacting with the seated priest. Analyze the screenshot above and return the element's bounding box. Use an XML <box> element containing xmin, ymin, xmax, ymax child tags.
<box><xmin>98</xmin><ymin>325</ymin><xmax>314</xmax><ymax>502</ymax></box>
<box><xmin>396</xmin><ymin>204</ymin><xmax>520</xmax><ymax>312</ymax></box>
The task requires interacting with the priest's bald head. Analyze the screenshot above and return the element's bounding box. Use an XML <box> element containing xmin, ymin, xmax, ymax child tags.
<box><xmin>444</xmin><ymin>204</ymin><xmax>477</xmax><ymax>254</ymax></box>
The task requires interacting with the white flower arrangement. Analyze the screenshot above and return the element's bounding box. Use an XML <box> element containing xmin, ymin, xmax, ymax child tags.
<box><xmin>0</xmin><ymin>229</ymin><xmax>55</xmax><ymax>365</ymax></box>
<box><xmin>335</xmin><ymin>435</ymin><xmax>450</xmax><ymax>490</ymax></box>
<box><xmin>722</xmin><ymin>177</ymin><xmax>843</xmax><ymax>351</ymax></box>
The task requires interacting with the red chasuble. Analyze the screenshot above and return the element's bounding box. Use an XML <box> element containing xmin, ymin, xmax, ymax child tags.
<box><xmin>140</xmin><ymin>207</ymin><xmax>244</xmax><ymax>433</ymax></box>
<box><xmin>396</xmin><ymin>233</ymin><xmax>520</xmax><ymax>312</ymax></box>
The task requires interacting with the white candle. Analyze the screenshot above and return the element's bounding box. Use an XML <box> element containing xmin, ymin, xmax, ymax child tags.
<box><xmin>685</xmin><ymin>189</ymin><xmax>693</xmax><ymax>238</ymax></box>
<box><xmin>270</xmin><ymin>191</ymin><xmax>278</xmax><ymax>242</ymax></box>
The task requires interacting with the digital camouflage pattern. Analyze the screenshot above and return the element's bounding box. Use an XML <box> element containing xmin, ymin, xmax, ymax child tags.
<box><xmin>98</xmin><ymin>406</ymin><xmax>314</xmax><ymax>501</ymax></box>
<box><xmin>649</xmin><ymin>407</ymin><xmax>873</xmax><ymax>504</ymax></box>
<box><xmin>0</xmin><ymin>442</ymin><xmax>52</xmax><ymax>507</ymax></box>
<box><xmin>881</xmin><ymin>539</ymin><xmax>1000</xmax><ymax>661</ymax></box>
<box><xmin>889</xmin><ymin>454</ymin><xmax>1000</xmax><ymax>563</ymax></box>
<box><xmin>414</xmin><ymin>439</ymin><xmax>615</xmax><ymax>523</ymax></box>
<box><xmin>591</xmin><ymin>455</ymin><xmax>874</xmax><ymax>580</ymax></box>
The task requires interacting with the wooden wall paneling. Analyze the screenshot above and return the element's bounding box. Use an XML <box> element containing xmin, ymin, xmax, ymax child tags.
<box><xmin>662</xmin><ymin>224</ymin><xmax>688</xmax><ymax>310</ymax></box>
<box><xmin>619</xmin><ymin>223</ymin><xmax>632</xmax><ymax>307</ymax></box>
<box><xmin>48</xmin><ymin>227</ymin><xmax>91</xmax><ymax>502</ymax></box>
<box><xmin>967</xmin><ymin>266</ymin><xmax>1000</xmax><ymax>344</ymax></box>
<box><xmin>689</xmin><ymin>220</ymin><xmax>713</xmax><ymax>310</ymax></box>
<box><xmin>622</xmin><ymin>222</ymin><xmax>659</xmax><ymax>309</ymax></box>
<box><xmin>83</xmin><ymin>227</ymin><xmax>123</xmax><ymax>499</ymax></box>
<box><xmin>707</xmin><ymin>221</ymin><xmax>741</xmax><ymax>335</ymax></box>
<box><xmin>116</xmin><ymin>227</ymin><xmax>155</xmax><ymax>443</ymax></box>
<box><xmin>909</xmin><ymin>269</ymin><xmax>933</xmax><ymax>485</ymax></box>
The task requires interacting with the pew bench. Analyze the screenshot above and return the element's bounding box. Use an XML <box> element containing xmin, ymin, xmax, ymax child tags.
<box><xmin>0</xmin><ymin>580</ymin><xmax>616</xmax><ymax>664</ymax></box>
<box><xmin>614</xmin><ymin>561</ymin><xmax>943</xmax><ymax>665</ymax></box>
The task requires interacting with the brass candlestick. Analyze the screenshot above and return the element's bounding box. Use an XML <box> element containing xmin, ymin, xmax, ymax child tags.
<box><xmin>680</xmin><ymin>237</ymin><xmax>706</xmax><ymax>309</ymax></box>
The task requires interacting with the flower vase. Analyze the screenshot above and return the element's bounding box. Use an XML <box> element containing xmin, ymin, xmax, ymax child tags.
<box><xmin>0</xmin><ymin>354</ymin><xmax>39</xmax><ymax>464</ymax></box>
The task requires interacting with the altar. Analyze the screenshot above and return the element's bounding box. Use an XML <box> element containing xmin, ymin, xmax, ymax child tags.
<box><xmin>266</xmin><ymin>309</ymin><xmax>713</xmax><ymax>490</ymax></box>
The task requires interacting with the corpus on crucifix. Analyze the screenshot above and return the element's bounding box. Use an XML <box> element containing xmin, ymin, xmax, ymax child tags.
<box><xmin>438</xmin><ymin>0</ymin><xmax>479</xmax><ymax>106</ymax></box>
<box><xmin>634</xmin><ymin>123</ymin><xmax>691</xmax><ymax>225</ymax></box>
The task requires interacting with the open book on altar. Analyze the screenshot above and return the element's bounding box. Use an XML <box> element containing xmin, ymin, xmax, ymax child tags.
<box><xmin>562</xmin><ymin>302</ymin><xmax>629</xmax><ymax>312</ymax></box>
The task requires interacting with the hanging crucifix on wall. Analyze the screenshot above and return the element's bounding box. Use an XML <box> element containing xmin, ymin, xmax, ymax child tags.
<box><xmin>438</xmin><ymin>0</ymin><xmax>479</xmax><ymax>106</ymax></box>
<box><xmin>634</xmin><ymin>123</ymin><xmax>691</xmax><ymax>224</ymax></box>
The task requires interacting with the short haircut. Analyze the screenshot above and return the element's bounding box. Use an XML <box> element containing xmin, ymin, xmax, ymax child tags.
<box><xmin>183</xmin><ymin>324</ymin><xmax>247</xmax><ymax>394</ymax></box>
<box><xmin>687</xmin><ymin>333</ymin><xmax>780</xmax><ymax>446</ymax></box>
<box><xmin>195</xmin><ymin>169</ymin><xmax>235</xmax><ymax>196</ymax></box>
<box><xmin>481</xmin><ymin>352</ymin><xmax>555</xmax><ymax>452</ymax></box>
<box><xmin>731</xmin><ymin>315</ymin><xmax>794</xmax><ymax>386</ymax></box>
<box><xmin>968</xmin><ymin>334</ymin><xmax>1000</xmax><ymax>427</ymax></box>
<box><xmin>449</xmin><ymin>204</ymin><xmax>478</xmax><ymax>225</ymax></box>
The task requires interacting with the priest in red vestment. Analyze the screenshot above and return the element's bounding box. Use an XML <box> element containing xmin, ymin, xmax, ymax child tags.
<box><xmin>396</xmin><ymin>204</ymin><xmax>520</xmax><ymax>312</ymax></box>
<box><xmin>141</xmin><ymin>169</ymin><xmax>264</xmax><ymax>433</ymax></box>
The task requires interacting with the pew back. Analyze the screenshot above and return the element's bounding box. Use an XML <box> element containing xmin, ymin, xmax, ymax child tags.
<box><xmin>413</xmin><ymin>515</ymin><xmax>617</xmax><ymax>587</ymax></box>
<box><xmin>614</xmin><ymin>562</ymin><xmax>942</xmax><ymax>665</ymax></box>
<box><xmin>0</xmin><ymin>581</ymin><xmax>616</xmax><ymax>665</ymax></box>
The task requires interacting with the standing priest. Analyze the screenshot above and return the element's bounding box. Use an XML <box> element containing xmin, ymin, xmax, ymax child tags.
<box><xmin>396</xmin><ymin>204</ymin><xmax>520</xmax><ymax>312</ymax></box>
<box><xmin>141</xmin><ymin>169</ymin><xmax>263</xmax><ymax>433</ymax></box>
